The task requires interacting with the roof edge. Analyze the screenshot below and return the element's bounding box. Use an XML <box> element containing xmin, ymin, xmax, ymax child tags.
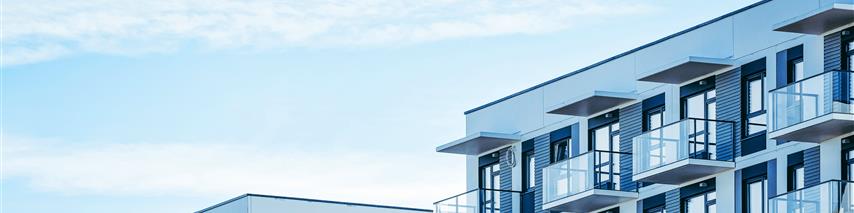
<box><xmin>464</xmin><ymin>0</ymin><xmax>772</xmax><ymax>115</ymax></box>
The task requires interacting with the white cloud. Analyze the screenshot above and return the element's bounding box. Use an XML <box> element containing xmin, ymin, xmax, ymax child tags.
<box><xmin>1</xmin><ymin>0</ymin><xmax>655</xmax><ymax>65</ymax></box>
<box><xmin>1</xmin><ymin>134</ymin><xmax>464</xmax><ymax>209</ymax></box>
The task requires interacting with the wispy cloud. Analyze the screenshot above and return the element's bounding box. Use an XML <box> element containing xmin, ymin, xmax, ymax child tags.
<box><xmin>2</xmin><ymin>134</ymin><xmax>462</xmax><ymax>209</ymax></box>
<box><xmin>2</xmin><ymin>0</ymin><xmax>655</xmax><ymax>65</ymax></box>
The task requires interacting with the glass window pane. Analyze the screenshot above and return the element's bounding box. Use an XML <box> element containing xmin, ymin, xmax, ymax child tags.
<box><xmin>747</xmin><ymin>180</ymin><xmax>765</xmax><ymax>213</ymax></box>
<box><xmin>687</xmin><ymin>94</ymin><xmax>704</xmax><ymax>119</ymax></box>
<box><xmin>687</xmin><ymin>195</ymin><xmax>704</xmax><ymax>213</ymax></box>
<box><xmin>749</xmin><ymin>79</ymin><xmax>763</xmax><ymax>113</ymax></box>
<box><xmin>747</xmin><ymin>116</ymin><xmax>767</xmax><ymax>135</ymax></box>
<box><xmin>795</xmin><ymin>167</ymin><xmax>804</xmax><ymax>190</ymax></box>
<box><xmin>595</xmin><ymin>127</ymin><xmax>609</xmax><ymax>151</ymax></box>
<box><xmin>794</xmin><ymin>59</ymin><xmax>804</xmax><ymax>81</ymax></box>
<box><xmin>650</xmin><ymin>111</ymin><xmax>663</xmax><ymax>129</ymax></box>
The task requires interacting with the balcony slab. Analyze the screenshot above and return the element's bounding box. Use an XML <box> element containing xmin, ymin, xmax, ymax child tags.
<box><xmin>542</xmin><ymin>189</ymin><xmax>637</xmax><ymax>213</ymax></box>
<box><xmin>633</xmin><ymin>159</ymin><xmax>734</xmax><ymax>185</ymax></box>
<box><xmin>769</xmin><ymin>113</ymin><xmax>854</xmax><ymax>143</ymax></box>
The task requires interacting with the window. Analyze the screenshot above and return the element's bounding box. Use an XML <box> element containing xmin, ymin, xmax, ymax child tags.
<box><xmin>552</xmin><ymin>139</ymin><xmax>570</xmax><ymax>162</ymax></box>
<box><xmin>683</xmin><ymin>89</ymin><xmax>717</xmax><ymax>120</ymax></box>
<box><xmin>645</xmin><ymin>106</ymin><xmax>666</xmax><ymax>131</ymax></box>
<box><xmin>788</xmin><ymin>164</ymin><xmax>804</xmax><ymax>191</ymax></box>
<box><xmin>591</xmin><ymin>122</ymin><xmax>620</xmax><ymax>152</ymax></box>
<box><xmin>844</xmin><ymin>31</ymin><xmax>854</xmax><ymax>71</ymax></box>
<box><xmin>743</xmin><ymin>72</ymin><xmax>767</xmax><ymax>136</ymax></box>
<box><xmin>524</xmin><ymin>150</ymin><xmax>536</xmax><ymax>191</ymax></box>
<box><xmin>845</xmin><ymin>147</ymin><xmax>854</xmax><ymax>181</ymax></box>
<box><xmin>744</xmin><ymin>177</ymin><xmax>766</xmax><ymax>213</ymax></box>
<box><xmin>591</xmin><ymin>123</ymin><xmax>620</xmax><ymax>190</ymax></box>
<box><xmin>682</xmin><ymin>89</ymin><xmax>717</xmax><ymax>160</ymax></box>
<box><xmin>480</xmin><ymin>163</ymin><xmax>501</xmax><ymax>212</ymax></box>
<box><xmin>685</xmin><ymin>191</ymin><xmax>717</xmax><ymax>213</ymax></box>
<box><xmin>788</xmin><ymin>57</ymin><xmax>804</xmax><ymax>83</ymax></box>
<box><xmin>481</xmin><ymin>163</ymin><xmax>501</xmax><ymax>189</ymax></box>
<box><xmin>645</xmin><ymin>205</ymin><xmax>666</xmax><ymax>213</ymax></box>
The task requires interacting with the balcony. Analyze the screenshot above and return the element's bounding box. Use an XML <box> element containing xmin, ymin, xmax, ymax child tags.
<box><xmin>546</xmin><ymin>91</ymin><xmax>637</xmax><ymax>116</ymax></box>
<box><xmin>632</xmin><ymin>118</ymin><xmax>736</xmax><ymax>185</ymax></box>
<box><xmin>542</xmin><ymin>151</ymin><xmax>638</xmax><ymax>212</ymax></box>
<box><xmin>434</xmin><ymin>189</ymin><xmax>520</xmax><ymax>213</ymax></box>
<box><xmin>769</xmin><ymin>180</ymin><xmax>854</xmax><ymax>213</ymax></box>
<box><xmin>637</xmin><ymin>56</ymin><xmax>734</xmax><ymax>84</ymax></box>
<box><xmin>773</xmin><ymin>2</ymin><xmax>854</xmax><ymax>35</ymax></box>
<box><xmin>769</xmin><ymin>71</ymin><xmax>854</xmax><ymax>142</ymax></box>
<box><xmin>436</xmin><ymin>132</ymin><xmax>521</xmax><ymax>155</ymax></box>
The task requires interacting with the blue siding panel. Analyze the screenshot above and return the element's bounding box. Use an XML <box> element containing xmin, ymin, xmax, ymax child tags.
<box><xmin>533</xmin><ymin>134</ymin><xmax>550</xmax><ymax>213</ymax></box>
<box><xmin>619</xmin><ymin>103</ymin><xmax>643</xmax><ymax>191</ymax></box>
<box><xmin>825</xmin><ymin>31</ymin><xmax>842</xmax><ymax>71</ymax></box>
<box><xmin>665</xmin><ymin>189</ymin><xmax>681</xmax><ymax>213</ymax></box>
<box><xmin>804</xmin><ymin>146</ymin><xmax>821</xmax><ymax>187</ymax></box>
<box><xmin>717</xmin><ymin>68</ymin><xmax>741</xmax><ymax>159</ymax></box>
<box><xmin>500</xmin><ymin>148</ymin><xmax>513</xmax><ymax>213</ymax></box>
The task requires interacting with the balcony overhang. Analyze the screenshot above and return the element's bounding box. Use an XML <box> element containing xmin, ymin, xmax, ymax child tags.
<box><xmin>638</xmin><ymin>56</ymin><xmax>734</xmax><ymax>84</ymax></box>
<box><xmin>773</xmin><ymin>3</ymin><xmax>854</xmax><ymax>35</ymax></box>
<box><xmin>633</xmin><ymin>159</ymin><xmax>735</xmax><ymax>185</ymax></box>
<box><xmin>542</xmin><ymin>189</ymin><xmax>638</xmax><ymax>213</ymax></box>
<box><xmin>436</xmin><ymin>132</ymin><xmax>521</xmax><ymax>155</ymax></box>
<box><xmin>769</xmin><ymin>113</ymin><xmax>854</xmax><ymax>143</ymax></box>
<box><xmin>546</xmin><ymin>91</ymin><xmax>638</xmax><ymax>116</ymax></box>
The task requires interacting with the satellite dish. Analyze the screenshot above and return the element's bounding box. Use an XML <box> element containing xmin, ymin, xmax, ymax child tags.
<box><xmin>505</xmin><ymin>147</ymin><xmax>517</xmax><ymax>167</ymax></box>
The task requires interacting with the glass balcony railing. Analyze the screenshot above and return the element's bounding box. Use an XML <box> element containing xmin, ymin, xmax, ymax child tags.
<box><xmin>769</xmin><ymin>180</ymin><xmax>854</xmax><ymax>213</ymax></box>
<box><xmin>543</xmin><ymin>150</ymin><xmax>634</xmax><ymax>204</ymax></box>
<box><xmin>434</xmin><ymin>189</ymin><xmax>520</xmax><ymax>213</ymax></box>
<box><xmin>769</xmin><ymin>70</ymin><xmax>854</xmax><ymax>132</ymax></box>
<box><xmin>633</xmin><ymin>118</ymin><xmax>736</xmax><ymax>175</ymax></box>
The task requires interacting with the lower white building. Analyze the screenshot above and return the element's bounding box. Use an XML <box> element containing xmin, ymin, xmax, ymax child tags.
<box><xmin>197</xmin><ymin>194</ymin><xmax>431</xmax><ymax>213</ymax></box>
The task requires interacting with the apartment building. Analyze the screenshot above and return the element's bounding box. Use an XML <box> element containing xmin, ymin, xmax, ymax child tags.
<box><xmin>434</xmin><ymin>0</ymin><xmax>854</xmax><ymax>213</ymax></box>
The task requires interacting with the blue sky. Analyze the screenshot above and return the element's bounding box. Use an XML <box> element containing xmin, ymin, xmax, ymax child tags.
<box><xmin>2</xmin><ymin>1</ymin><xmax>758</xmax><ymax>212</ymax></box>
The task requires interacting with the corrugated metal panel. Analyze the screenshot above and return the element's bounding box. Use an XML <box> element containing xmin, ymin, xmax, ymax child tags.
<box><xmin>804</xmin><ymin>146</ymin><xmax>821</xmax><ymax>187</ymax></box>
<box><xmin>619</xmin><ymin>103</ymin><xmax>642</xmax><ymax>191</ymax></box>
<box><xmin>533</xmin><ymin>134</ymin><xmax>550</xmax><ymax>213</ymax></box>
<box><xmin>500</xmin><ymin>148</ymin><xmax>513</xmax><ymax>213</ymax></box>
<box><xmin>825</xmin><ymin>31</ymin><xmax>842</xmax><ymax>71</ymax></box>
<box><xmin>717</xmin><ymin>68</ymin><xmax>742</xmax><ymax>159</ymax></box>
<box><xmin>665</xmin><ymin>188</ymin><xmax>681</xmax><ymax>213</ymax></box>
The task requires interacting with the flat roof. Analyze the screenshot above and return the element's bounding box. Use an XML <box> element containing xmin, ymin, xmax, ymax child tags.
<box><xmin>196</xmin><ymin>193</ymin><xmax>432</xmax><ymax>213</ymax></box>
<box><xmin>464</xmin><ymin>0</ymin><xmax>772</xmax><ymax>115</ymax></box>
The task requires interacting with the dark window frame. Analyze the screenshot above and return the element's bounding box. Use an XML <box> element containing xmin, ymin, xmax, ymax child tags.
<box><xmin>787</xmin><ymin>57</ymin><xmax>804</xmax><ymax>84</ymax></box>
<box><xmin>787</xmin><ymin>163</ymin><xmax>804</xmax><ymax>191</ymax></box>
<box><xmin>742</xmin><ymin>72</ymin><xmax>767</xmax><ymax>138</ymax></box>
<box><xmin>682</xmin><ymin>190</ymin><xmax>716</xmax><ymax>213</ymax></box>
<box><xmin>743</xmin><ymin>175</ymin><xmax>767</xmax><ymax>213</ymax></box>
<box><xmin>843</xmin><ymin>135</ymin><xmax>854</xmax><ymax>181</ymax></box>
<box><xmin>645</xmin><ymin>205</ymin><xmax>666</xmax><ymax>213</ymax></box>
<box><xmin>643</xmin><ymin>105</ymin><xmax>666</xmax><ymax>132</ymax></box>
<box><xmin>551</xmin><ymin>138</ymin><xmax>570</xmax><ymax>163</ymax></box>
<box><xmin>842</xmin><ymin>29</ymin><xmax>854</xmax><ymax>71</ymax></box>
<box><xmin>523</xmin><ymin>150</ymin><xmax>536</xmax><ymax>192</ymax></box>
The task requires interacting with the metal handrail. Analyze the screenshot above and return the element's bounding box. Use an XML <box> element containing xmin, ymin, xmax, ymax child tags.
<box><xmin>769</xmin><ymin>70</ymin><xmax>853</xmax><ymax>94</ymax></box>
<box><xmin>642</xmin><ymin>117</ymin><xmax>736</xmax><ymax>134</ymax></box>
<box><xmin>548</xmin><ymin>149</ymin><xmax>632</xmax><ymax>166</ymax></box>
<box><xmin>768</xmin><ymin>179</ymin><xmax>854</xmax><ymax>200</ymax></box>
<box><xmin>635</xmin><ymin>117</ymin><xmax>737</xmax><ymax>163</ymax></box>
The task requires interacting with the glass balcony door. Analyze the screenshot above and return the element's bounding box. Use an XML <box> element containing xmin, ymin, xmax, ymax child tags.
<box><xmin>481</xmin><ymin>163</ymin><xmax>501</xmax><ymax>213</ymax></box>
<box><xmin>591</xmin><ymin>122</ymin><xmax>620</xmax><ymax>191</ymax></box>
<box><xmin>683</xmin><ymin>89</ymin><xmax>717</xmax><ymax>160</ymax></box>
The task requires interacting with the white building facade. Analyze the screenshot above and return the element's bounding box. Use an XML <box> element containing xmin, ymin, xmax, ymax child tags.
<box><xmin>435</xmin><ymin>0</ymin><xmax>854</xmax><ymax>213</ymax></box>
